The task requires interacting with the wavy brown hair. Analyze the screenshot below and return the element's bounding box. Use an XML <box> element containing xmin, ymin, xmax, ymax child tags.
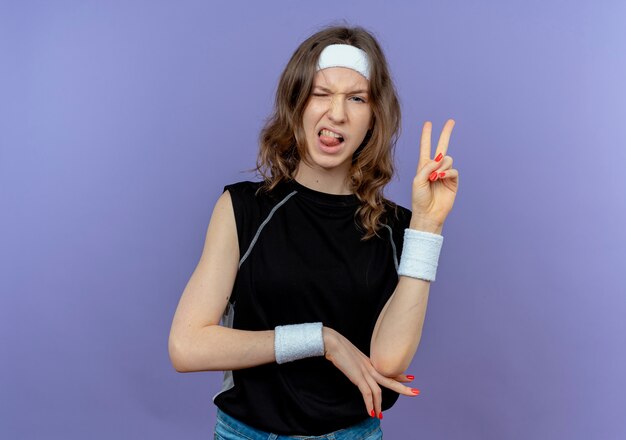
<box><xmin>253</xmin><ymin>24</ymin><xmax>402</xmax><ymax>240</ymax></box>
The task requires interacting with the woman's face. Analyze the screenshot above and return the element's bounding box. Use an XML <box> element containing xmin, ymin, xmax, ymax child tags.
<box><xmin>300</xmin><ymin>67</ymin><xmax>373</xmax><ymax>175</ymax></box>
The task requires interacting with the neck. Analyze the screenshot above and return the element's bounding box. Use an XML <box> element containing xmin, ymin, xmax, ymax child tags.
<box><xmin>293</xmin><ymin>161</ymin><xmax>353</xmax><ymax>195</ymax></box>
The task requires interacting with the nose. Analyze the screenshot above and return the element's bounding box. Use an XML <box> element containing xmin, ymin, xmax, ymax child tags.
<box><xmin>326</xmin><ymin>95</ymin><xmax>347</xmax><ymax>123</ymax></box>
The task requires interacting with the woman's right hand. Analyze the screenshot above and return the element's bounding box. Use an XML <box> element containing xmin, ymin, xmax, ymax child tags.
<box><xmin>322</xmin><ymin>326</ymin><xmax>420</xmax><ymax>419</ymax></box>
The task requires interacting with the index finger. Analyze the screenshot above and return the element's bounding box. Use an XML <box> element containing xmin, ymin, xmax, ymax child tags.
<box><xmin>419</xmin><ymin>121</ymin><xmax>432</xmax><ymax>166</ymax></box>
<box><xmin>373</xmin><ymin>369</ymin><xmax>420</xmax><ymax>396</ymax></box>
<box><xmin>435</xmin><ymin>119</ymin><xmax>456</xmax><ymax>158</ymax></box>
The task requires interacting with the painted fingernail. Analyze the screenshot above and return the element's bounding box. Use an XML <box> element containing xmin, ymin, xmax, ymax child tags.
<box><xmin>371</xmin><ymin>409</ymin><xmax>375</xmax><ymax>417</ymax></box>
<box><xmin>406</xmin><ymin>375</ymin><xmax>414</xmax><ymax>380</ymax></box>
<box><xmin>435</xmin><ymin>153</ymin><xmax>443</xmax><ymax>162</ymax></box>
<box><xmin>429</xmin><ymin>171</ymin><xmax>438</xmax><ymax>181</ymax></box>
<box><xmin>438</xmin><ymin>172</ymin><xmax>446</xmax><ymax>178</ymax></box>
<box><xmin>411</xmin><ymin>388</ymin><xmax>420</xmax><ymax>395</ymax></box>
<box><xmin>379</xmin><ymin>412</ymin><xmax>383</xmax><ymax>419</ymax></box>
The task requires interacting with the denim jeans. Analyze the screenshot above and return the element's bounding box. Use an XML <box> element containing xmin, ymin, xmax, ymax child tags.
<box><xmin>214</xmin><ymin>408</ymin><xmax>383</xmax><ymax>440</ymax></box>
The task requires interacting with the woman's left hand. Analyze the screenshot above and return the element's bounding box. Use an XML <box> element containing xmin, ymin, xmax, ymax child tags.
<box><xmin>410</xmin><ymin>119</ymin><xmax>460</xmax><ymax>230</ymax></box>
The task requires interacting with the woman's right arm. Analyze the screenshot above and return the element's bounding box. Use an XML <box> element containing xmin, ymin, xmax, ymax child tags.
<box><xmin>168</xmin><ymin>190</ymin><xmax>277</xmax><ymax>372</ymax></box>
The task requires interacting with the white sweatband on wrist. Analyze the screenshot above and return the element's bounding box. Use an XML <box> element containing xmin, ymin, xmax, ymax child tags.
<box><xmin>274</xmin><ymin>322</ymin><xmax>325</xmax><ymax>364</ymax></box>
<box><xmin>316</xmin><ymin>44</ymin><xmax>371</xmax><ymax>80</ymax></box>
<box><xmin>397</xmin><ymin>228</ymin><xmax>444</xmax><ymax>282</ymax></box>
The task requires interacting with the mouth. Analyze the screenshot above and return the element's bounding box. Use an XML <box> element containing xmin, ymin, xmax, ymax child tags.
<box><xmin>318</xmin><ymin>129</ymin><xmax>345</xmax><ymax>147</ymax></box>
<box><xmin>317</xmin><ymin>131</ymin><xmax>345</xmax><ymax>155</ymax></box>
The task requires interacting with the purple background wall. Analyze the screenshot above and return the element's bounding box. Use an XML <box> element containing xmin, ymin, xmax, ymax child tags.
<box><xmin>2</xmin><ymin>0</ymin><xmax>625</xmax><ymax>438</ymax></box>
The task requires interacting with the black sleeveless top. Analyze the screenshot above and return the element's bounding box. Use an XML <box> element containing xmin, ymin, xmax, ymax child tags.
<box><xmin>213</xmin><ymin>179</ymin><xmax>412</xmax><ymax>436</ymax></box>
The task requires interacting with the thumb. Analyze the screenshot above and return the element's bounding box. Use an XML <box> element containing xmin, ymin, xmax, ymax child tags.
<box><xmin>391</xmin><ymin>373</ymin><xmax>415</xmax><ymax>383</ymax></box>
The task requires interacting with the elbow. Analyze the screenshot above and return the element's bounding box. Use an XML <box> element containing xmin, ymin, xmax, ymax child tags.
<box><xmin>371</xmin><ymin>357</ymin><xmax>406</xmax><ymax>379</ymax></box>
<box><xmin>168</xmin><ymin>325</ymin><xmax>220</xmax><ymax>372</ymax></box>
<box><xmin>371</xmin><ymin>339</ymin><xmax>420</xmax><ymax>378</ymax></box>
<box><xmin>370</xmin><ymin>346</ymin><xmax>412</xmax><ymax>378</ymax></box>
<box><xmin>168</xmin><ymin>334</ymin><xmax>191</xmax><ymax>373</ymax></box>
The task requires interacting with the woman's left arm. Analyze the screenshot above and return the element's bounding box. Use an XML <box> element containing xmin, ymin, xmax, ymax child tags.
<box><xmin>370</xmin><ymin>119</ymin><xmax>459</xmax><ymax>377</ymax></box>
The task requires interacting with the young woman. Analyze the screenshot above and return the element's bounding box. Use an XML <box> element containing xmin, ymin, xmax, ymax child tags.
<box><xmin>169</xmin><ymin>24</ymin><xmax>459</xmax><ymax>439</ymax></box>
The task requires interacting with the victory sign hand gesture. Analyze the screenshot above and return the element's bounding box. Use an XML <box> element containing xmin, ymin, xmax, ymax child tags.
<box><xmin>410</xmin><ymin>119</ymin><xmax>460</xmax><ymax>231</ymax></box>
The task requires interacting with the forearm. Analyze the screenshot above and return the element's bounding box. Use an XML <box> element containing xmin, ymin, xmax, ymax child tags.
<box><xmin>170</xmin><ymin>325</ymin><xmax>276</xmax><ymax>372</ymax></box>
<box><xmin>370</xmin><ymin>276</ymin><xmax>431</xmax><ymax>377</ymax></box>
<box><xmin>370</xmin><ymin>219</ymin><xmax>442</xmax><ymax>377</ymax></box>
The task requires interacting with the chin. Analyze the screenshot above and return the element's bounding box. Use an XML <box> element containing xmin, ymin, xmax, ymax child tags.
<box><xmin>311</xmin><ymin>156</ymin><xmax>350</xmax><ymax>172</ymax></box>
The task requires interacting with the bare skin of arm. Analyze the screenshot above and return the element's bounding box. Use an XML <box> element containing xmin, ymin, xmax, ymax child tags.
<box><xmin>168</xmin><ymin>190</ymin><xmax>278</xmax><ymax>372</ymax></box>
<box><xmin>370</xmin><ymin>119</ymin><xmax>459</xmax><ymax>378</ymax></box>
<box><xmin>369</xmin><ymin>218</ymin><xmax>442</xmax><ymax>378</ymax></box>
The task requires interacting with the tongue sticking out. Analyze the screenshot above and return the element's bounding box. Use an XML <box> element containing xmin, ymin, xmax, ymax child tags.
<box><xmin>320</xmin><ymin>134</ymin><xmax>342</xmax><ymax>147</ymax></box>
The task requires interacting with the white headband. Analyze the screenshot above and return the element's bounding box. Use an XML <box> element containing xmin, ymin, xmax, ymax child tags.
<box><xmin>316</xmin><ymin>44</ymin><xmax>371</xmax><ymax>80</ymax></box>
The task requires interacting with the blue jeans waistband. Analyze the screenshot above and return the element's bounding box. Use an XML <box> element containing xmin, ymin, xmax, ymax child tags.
<box><xmin>214</xmin><ymin>407</ymin><xmax>383</xmax><ymax>439</ymax></box>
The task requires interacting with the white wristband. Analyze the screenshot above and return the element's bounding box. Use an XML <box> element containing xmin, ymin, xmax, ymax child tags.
<box><xmin>274</xmin><ymin>322</ymin><xmax>325</xmax><ymax>364</ymax></box>
<box><xmin>397</xmin><ymin>228</ymin><xmax>444</xmax><ymax>282</ymax></box>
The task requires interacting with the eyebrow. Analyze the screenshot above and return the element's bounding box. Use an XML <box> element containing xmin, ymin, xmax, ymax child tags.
<box><xmin>312</xmin><ymin>85</ymin><xmax>369</xmax><ymax>95</ymax></box>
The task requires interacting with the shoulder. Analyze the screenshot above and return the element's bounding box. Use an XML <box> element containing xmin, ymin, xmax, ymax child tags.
<box><xmin>220</xmin><ymin>180</ymin><xmax>295</xmax><ymax>260</ymax></box>
<box><xmin>222</xmin><ymin>180</ymin><xmax>264</xmax><ymax>197</ymax></box>
<box><xmin>223</xmin><ymin>179</ymin><xmax>296</xmax><ymax>206</ymax></box>
<box><xmin>222</xmin><ymin>180</ymin><xmax>266</xmax><ymax>210</ymax></box>
<box><xmin>221</xmin><ymin>179</ymin><xmax>297</xmax><ymax>223</ymax></box>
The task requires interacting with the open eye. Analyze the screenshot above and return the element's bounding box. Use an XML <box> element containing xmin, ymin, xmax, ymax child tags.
<box><xmin>350</xmin><ymin>96</ymin><xmax>367</xmax><ymax>103</ymax></box>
